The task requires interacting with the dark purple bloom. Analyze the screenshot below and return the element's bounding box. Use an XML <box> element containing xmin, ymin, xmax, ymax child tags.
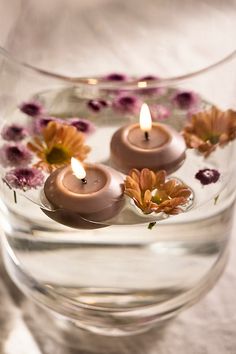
<box><xmin>1</xmin><ymin>124</ymin><xmax>28</xmax><ymax>141</ymax></box>
<box><xmin>68</xmin><ymin>118</ymin><xmax>96</xmax><ymax>135</ymax></box>
<box><xmin>112</xmin><ymin>94</ymin><xmax>142</xmax><ymax>114</ymax></box>
<box><xmin>5</xmin><ymin>167</ymin><xmax>44</xmax><ymax>190</ymax></box>
<box><xmin>103</xmin><ymin>73</ymin><xmax>128</xmax><ymax>81</ymax></box>
<box><xmin>19</xmin><ymin>100</ymin><xmax>45</xmax><ymax>117</ymax></box>
<box><xmin>0</xmin><ymin>143</ymin><xmax>32</xmax><ymax>167</ymax></box>
<box><xmin>87</xmin><ymin>99</ymin><xmax>109</xmax><ymax>113</ymax></box>
<box><xmin>33</xmin><ymin>116</ymin><xmax>62</xmax><ymax>134</ymax></box>
<box><xmin>195</xmin><ymin>169</ymin><xmax>220</xmax><ymax>185</ymax></box>
<box><xmin>172</xmin><ymin>90</ymin><xmax>199</xmax><ymax>110</ymax></box>
<box><xmin>151</xmin><ymin>104</ymin><xmax>171</xmax><ymax>121</ymax></box>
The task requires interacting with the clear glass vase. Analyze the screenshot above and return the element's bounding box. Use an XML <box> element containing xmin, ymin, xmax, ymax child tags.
<box><xmin>0</xmin><ymin>0</ymin><xmax>236</xmax><ymax>336</ymax></box>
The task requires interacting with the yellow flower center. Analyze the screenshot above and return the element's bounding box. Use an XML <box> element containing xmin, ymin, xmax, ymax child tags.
<box><xmin>206</xmin><ymin>134</ymin><xmax>219</xmax><ymax>144</ymax></box>
<box><xmin>152</xmin><ymin>190</ymin><xmax>169</xmax><ymax>204</ymax></box>
<box><xmin>46</xmin><ymin>146</ymin><xmax>70</xmax><ymax>165</ymax></box>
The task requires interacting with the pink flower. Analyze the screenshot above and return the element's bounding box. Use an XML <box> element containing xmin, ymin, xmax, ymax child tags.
<box><xmin>33</xmin><ymin>116</ymin><xmax>63</xmax><ymax>134</ymax></box>
<box><xmin>172</xmin><ymin>90</ymin><xmax>199</xmax><ymax>110</ymax></box>
<box><xmin>19</xmin><ymin>100</ymin><xmax>45</xmax><ymax>117</ymax></box>
<box><xmin>112</xmin><ymin>94</ymin><xmax>142</xmax><ymax>114</ymax></box>
<box><xmin>5</xmin><ymin>167</ymin><xmax>44</xmax><ymax>190</ymax></box>
<box><xmin>68</xmin><ymin>118</ymin><xmax>96</xmax><ymax>135</ymax></box>
<box><xmin>0</xmin><ymin>143</ymin><xmax>32</xmax><ymax>167</ymax></box>
<box><xmin>1</xmin><ymin>124</ymin><xmax>28</xmax><ymax>141</ymax></box>
<box><xmin>87</xmin><ymin>99</ymin><xmax>109</xmax><ymax>113</ymax></box>
<box><xmin>103</xmin><ymin>73</ymin><xmax>128</xmax><ymax>81</ymax></box>
<box><xmin>151</xmin><ymin>105</ymin><xmax>171</xmax><ymax>121</ymax></box>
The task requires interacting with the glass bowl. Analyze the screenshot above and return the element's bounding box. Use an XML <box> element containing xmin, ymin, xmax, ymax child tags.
<box><xmin>0</xmin><ymin>0</ymin><xmax>236</xmax><ymax>336</ymax></box>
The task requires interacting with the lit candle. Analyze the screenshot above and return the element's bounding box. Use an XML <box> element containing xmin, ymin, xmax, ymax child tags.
<box><xmin>43</xmin><ymin>159</ymin><xmax>124</xmax><ymax>228</ymax></box>
<box><xmin>140</xmin><ymin>103</ymin><xmax>152</xmax><ymax>141</ymax></box>
<box><xmin>110</xmin><ymin>103</ymin><xmax>186</xmax><ymax>174</ymax></box>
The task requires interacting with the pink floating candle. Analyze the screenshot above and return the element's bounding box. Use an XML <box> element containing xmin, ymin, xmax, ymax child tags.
<box><xmin>110</xmin><ymin>103</ymin><xmax>186</xmax><ymax>174</ymax></box>
<box><xmin>43</xmin><ymin>158</ymin><xmax>124</xmax><ymax>228</ymax></box>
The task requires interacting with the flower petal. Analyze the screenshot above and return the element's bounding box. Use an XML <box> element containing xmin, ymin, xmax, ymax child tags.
<box><xmin>140</xmin><ymin>168</ymin><xmax>156</xmax><ymax>191</ymax></box>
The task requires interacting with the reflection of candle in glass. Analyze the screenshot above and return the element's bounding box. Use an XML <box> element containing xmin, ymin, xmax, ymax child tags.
<box><xmin>110</xmin><ymin>103</ymin><xmax>186</xmax><ymax>174</ymax></box>
<box><xmin>43</xmin><ymin>159</ymin><xmax>124</xmax><ymax>228</ymax></box>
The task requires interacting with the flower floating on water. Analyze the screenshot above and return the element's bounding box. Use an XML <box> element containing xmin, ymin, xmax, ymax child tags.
<box><xmin>68</xmin><ymin>118</ymin><xmax>96</xmax><ymax>135</ymax></box>
<box><xmin>124</xmin><ymin>168</ymin><xmax>192</xmax><ymax>215</ymax></box>
<box><xmin>172</xmin><ymin>90</ymin><xmax>199</xmax><ymax>110</ymax></box>
<box><xmin>195</xmin><ymin>168</ymin><xmax>220</xmax><ymax>185</ymax></box>
<box><xmin>5</xmin><ymin>167</ymin><xmax>44</xmax><ymax>190</ymax></box>
<box><xmin>27</xmin><ymin>121</ymin><xmax>91</xmax><ymax>173</ymax></box>
<box><xmin>1</xmin><ymin>124</ymin><xmax>28</xmax><ymax>141</ymax></box>
<box><xmin>0</xmin><ymin>143</ymin><xmax>32</xmax><ymax>167</ymax></box>
<box><xmin>33</xmin><ymin>116</ymin><xmax>62</xmax><ymax>134</ymax></box>
<box><xmin>112</xmin><ymin>94</ymin><xmax>142</xmax><ymax>114</ymax></box>
<box><xmin>19</xmin><ymin>100</ymin><xmax>45</xmax><ymax>117</ymax></box>
<box><xmin>151</xmin><ymin>104</ymin><xmax>171</xmax><ymax>121</ymax></box>
<box><xmin>34</xmin><ymin>117</ymin><xmax>96</xmax><ymax>136</ymax></box>
<box><xmin>87</xmin><ymin>99</ymin><xmax>109</xmax><ymax>112</ymax></box>
<box><xmin>182</xmin><ymin>106</ymin><xmax>236</xmax><ymax>156</ymax></box>
<box><xmin>103</xmin><ymin>73</ymin><xmax>128</xmax><ymax>81</ymax></box>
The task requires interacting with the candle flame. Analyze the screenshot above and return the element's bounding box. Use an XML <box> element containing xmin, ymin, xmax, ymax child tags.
<box><xmin>139</xmin><ymin>103</ymin><xmax>152</xmax><ymax>132</ymax></box>
<box><xmin>71</xmin><ymin>157</ymin><xmax>86</xmax><ymax>180</ymax></box>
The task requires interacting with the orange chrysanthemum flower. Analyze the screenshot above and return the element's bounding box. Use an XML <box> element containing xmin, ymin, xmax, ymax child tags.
<box><xmin>124</xmin><ymin>168</ymin><xmax>192</xmax><ymax>215</ymax></box>
<box><xmin>28</xmin><ymin>121</ymin><xmax>91</xmax><ymax>173</ymax></box>
<box><xmin>182</xmin><ymin>106</ymin><xmax>236</xmax><ymax>157</ymax></box>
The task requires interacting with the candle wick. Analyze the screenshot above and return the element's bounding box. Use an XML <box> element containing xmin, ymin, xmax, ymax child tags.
<box><xmin>144</xmin><ymin>131</ymin><xmax>150</xmax><ymax>141</ymax></box>
<box><xmin>81</xmin><ymin>178</ymin><xmax>87</xmax><ymax>184</ymax></box>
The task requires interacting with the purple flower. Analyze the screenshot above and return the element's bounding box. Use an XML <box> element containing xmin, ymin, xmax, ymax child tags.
<box><xmin>33</xmin><ymin>116</ymin><xmax>62</xmax><ymax>134</ymax></box>
<box><xmin>172</xmin><ymin>90</ymin><xmax>199</xmax><ymax>110</ymax></box>
<box><xmin>19</xmin><ymin>100</ymin><xmax>45</xmax><ymax>117</ymax></box>
<box><xmin>0</xmin><ymin>143</ymin><xmax>32</xmax><ymax>167</ymax></box>
<box><xmin>103</xmin><ymin>73</ymin><xmax>128</xmax><ymax>81</ymax></box>
<box><xmin>1</xmin><ymin>124</ymin><xmax>28</xmax><ymax>141</ymax></box>
<box><xmin>151</xmin><ymin>105</ymin><xmax>171</xmax><ymax>121</ymax></box>
<box><xmin>87</xmin><ymin>99</ymin><xmax>109</xmax><ymax>113</ymax></box>
<box><xmin>195</xmin><ymin>169</ymin><xmax>220</xmax><ymax>185</ymax></box>
<box><xmin>112</xmin><ymin>94</ymin><xmax>142</xmax><ymax>114</ymax></box>
<box><xmin>68</xmin><ymin>118</ymin><xmax>96</xmax><ymax>135</ymax></box>
<box><xmin>5</xmin><ymin>167</ymin><xmax>44</xmax><ymax>190</ymax></box>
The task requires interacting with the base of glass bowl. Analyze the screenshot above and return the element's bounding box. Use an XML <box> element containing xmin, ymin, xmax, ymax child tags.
<box><xmin>2</xmin><ymin>233</ymin><xmax>229</xmax><ymax>337</ymax></box>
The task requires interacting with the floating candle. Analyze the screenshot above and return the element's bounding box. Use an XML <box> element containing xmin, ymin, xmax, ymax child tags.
<box><xmin>43</xmin><ymin>158</ymin><xmax>124</xmax><ymax>228</ymax></box>
<box><xmin>110</xmin><ymin>103</ymin><xmax>186</xmax><ymax>174</ymax></box>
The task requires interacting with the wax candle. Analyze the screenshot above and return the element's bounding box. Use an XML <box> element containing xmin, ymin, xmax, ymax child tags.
<box><xmin>43</xmin><ymin>158</ymin><xmax>124</xmax><ymax>228</ymax></box>
<box><xmin>110</xmin><ymin>103</ymin><xmax>186</xmax><ymax>174</ymax></box>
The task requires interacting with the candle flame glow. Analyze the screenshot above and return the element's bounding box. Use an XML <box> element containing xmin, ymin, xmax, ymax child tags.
<box><xmin>71</xmin><ymin>157</ymin><xmax>86</xmax><ymax>180</ymax></box>
<box><xmin>139</xmin><ymin>103</ymin><xmax>152</xmax><ymax>132</ymax></box>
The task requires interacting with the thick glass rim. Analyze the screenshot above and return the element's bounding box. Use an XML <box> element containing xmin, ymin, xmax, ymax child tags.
<box><xmin>1</xmin><ymin>46</ymin><xmax>236</xmax><ymax>89</ymax></box>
